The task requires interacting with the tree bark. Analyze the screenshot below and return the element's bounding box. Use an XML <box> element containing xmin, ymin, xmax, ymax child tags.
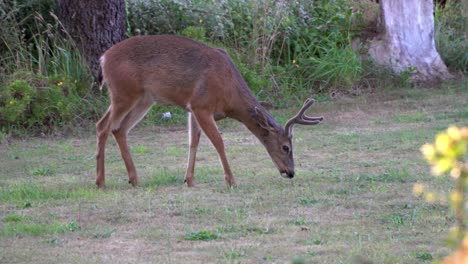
<box><xmin>368</xmin><ymin>0</ymin><xmax>452</xmax><ymax>82</ymax></box>
<box><xmin>57</xmin><ymin>0</ymin><xmax>126</xmax><ymax>80</ymax></box>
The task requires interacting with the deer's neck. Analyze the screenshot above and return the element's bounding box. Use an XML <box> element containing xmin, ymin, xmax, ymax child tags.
<box><xmin>230</xmin><ymin>99</ymin><xmax>281</xmax><ymax>142</ymax></box>
<box><xmin>226</xmin><ymin>68</ymin><xmax>282</xmax><ymax>140</ymax></box>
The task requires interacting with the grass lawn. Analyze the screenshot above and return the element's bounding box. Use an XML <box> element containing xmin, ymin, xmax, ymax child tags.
<box><xmin>1</xmin><ymin>82</ymin><xmax>467</xmax><ymax>263</ymax></box>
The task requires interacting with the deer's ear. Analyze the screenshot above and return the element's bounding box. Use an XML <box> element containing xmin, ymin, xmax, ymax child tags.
<box><xmin>255</xmin><ymin>107</ymin><xmax>275</xmax><ymax>132</ymax></box>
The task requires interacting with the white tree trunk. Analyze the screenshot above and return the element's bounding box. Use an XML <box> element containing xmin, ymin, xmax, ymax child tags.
<box><xmin>368</xmin><ymin>0</ymin><xmax>452</xmax><ymax>82</ymax></box>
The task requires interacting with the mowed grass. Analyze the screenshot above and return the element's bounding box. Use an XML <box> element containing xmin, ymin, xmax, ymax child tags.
<box><xmin>0</xmin><ymin>82</ymin><xmax>467</xmax><ymax>263</ymax></box>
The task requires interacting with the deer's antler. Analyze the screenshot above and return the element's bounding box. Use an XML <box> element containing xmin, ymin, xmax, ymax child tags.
<box><xmin>284</xmin><ymin>98</ymin><xmax>323</xmax><ymax>137</ymax></box>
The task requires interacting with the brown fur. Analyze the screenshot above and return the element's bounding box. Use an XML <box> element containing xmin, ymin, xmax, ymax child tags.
<box><xmin>95</xmin><ymin>35</ymin><xmax>322</xmax><ymax>188</ymax></box>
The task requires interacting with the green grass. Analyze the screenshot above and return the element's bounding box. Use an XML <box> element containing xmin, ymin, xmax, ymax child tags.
<box><xmin>0</xmin><ymin>182</ymin><xmax>102</xmax><ymax>204</ymax></box>
<box><xmin>0</xmin><ymin>83</ymin><xmax>466</xmax><ymax>263</ymax></box>
<box><xmin>1</xmin><ymin>222</ymin><xmax>68</xmax><ymax>236</ymax></box>
<box><xmin>184</xmin><ymin>230</ymin><xmax>219</xmax><ymax>241</ymax></box>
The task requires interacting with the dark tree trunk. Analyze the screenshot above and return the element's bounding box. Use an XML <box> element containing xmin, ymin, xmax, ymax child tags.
<box><xmin>368</xmin><ymin>0</ymin><xmax>452</xmax><ymax>82</ymax></box>
<box><xmin>58</xmin><ymin>0</ymin><xmax>126</xmax><ymax>80</ymax></box>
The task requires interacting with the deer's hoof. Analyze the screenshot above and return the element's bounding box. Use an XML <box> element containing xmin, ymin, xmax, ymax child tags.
<box><xmin>185</xmin><ymin>178</ymin><xmax>195</xmax><ymax>187</ymax></box>
<box><xmin>128</xmin><ymin>178</ymin><xmax>139</xmax><ymax>187</ymax></box>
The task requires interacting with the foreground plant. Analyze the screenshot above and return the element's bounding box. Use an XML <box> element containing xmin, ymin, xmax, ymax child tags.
<box><xmin>418</xmin><ymin>126</ymin><xmax>468</xmax><ymax>263</ymax></box>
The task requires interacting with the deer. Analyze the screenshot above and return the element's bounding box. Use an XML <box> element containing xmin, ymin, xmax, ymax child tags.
<box><xmin>95</xmin><ymin>35</ymin><xmax>323</xmax><ymax>188</ymax></box>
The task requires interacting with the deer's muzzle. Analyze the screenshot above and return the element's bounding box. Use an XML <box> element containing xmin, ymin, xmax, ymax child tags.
<box><xmin>281</xmin><ymin>171</ymin><xmax>294</xmax><ymax>179</ymax></box>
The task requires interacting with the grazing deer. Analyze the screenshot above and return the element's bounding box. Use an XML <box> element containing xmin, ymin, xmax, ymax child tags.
<box><xmin>96</xmin><ymin>35</ymin><xmax>323</xmax><ymax>188</ymax></box>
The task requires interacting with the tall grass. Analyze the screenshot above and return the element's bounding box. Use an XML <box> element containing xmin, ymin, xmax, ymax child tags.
<box><xmin>0</xmin><ymin>2</ymin><xmax>106</xmax><ymax>134</ymax></box>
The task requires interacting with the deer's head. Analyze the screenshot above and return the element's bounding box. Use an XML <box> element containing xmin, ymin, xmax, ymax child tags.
<box><xmin>255</xmin><ymin>99</ymin><xmax>323</xmax><ymax>178</ymax></box>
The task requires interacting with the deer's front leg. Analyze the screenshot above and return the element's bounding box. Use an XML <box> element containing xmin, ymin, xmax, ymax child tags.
<box><xmin>185</xmin><ymin>113</ymin><xmax>202</xmax><ymax>187</ymax></box>
<box><xmin>192</xmin><ymin>110</ymin><xmax>237</xmax><ymax>186</ymax></box>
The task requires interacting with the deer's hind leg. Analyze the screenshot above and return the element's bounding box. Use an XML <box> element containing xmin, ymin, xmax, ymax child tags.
<box><xmin>184</xmin><ymin>112</ymin><xmax>202</xmax><ymax>187</ymax></box>
<box><xmin>96</xmin><ymin>107</ymin><xmax>112</xmax><ymax>188</ymax></box>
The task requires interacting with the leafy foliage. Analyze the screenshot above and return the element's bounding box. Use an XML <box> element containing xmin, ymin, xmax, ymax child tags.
<box><xmin>434</xmin><ymin>2</ymin><xmax>468</xmax><ymax>74</ymax></box>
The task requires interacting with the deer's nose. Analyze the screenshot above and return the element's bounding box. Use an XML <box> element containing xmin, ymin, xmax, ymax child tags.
<box><xmin>281</xmin><ymin>171</ymin><xmax>294</xmax><ymax>179</ymax></box>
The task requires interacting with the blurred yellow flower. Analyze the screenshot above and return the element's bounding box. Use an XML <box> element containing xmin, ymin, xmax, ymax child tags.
<box><xmin>435</xmin><ymin>133</ymin><xmax>452</xmax><ymax>155</ymax></box>
<box><xmin>421</xmin><ymin>144</ymin><xmax>436</xmax><ymax>161</ymax></box>
<box><xmin>199</xmin><ymin>19</ymin><xmax>203</xmax><ymax>24</ymax></box>
<box><xmin>431</xmin><ymin>157</ymin><xmax>453</xmax><ymax>176</ymax></box>
<box><xmin>9</xmin><ymin>100</ymin><xmax>14</xmax><ymax>105</ymax></box>
<box><xmin>451</xmin><ymin>166</ymin><xmax>461</xmax><ymax>179</ymax></box>
<box><xmin>424</xmin><ymin>192</ymin><xmax>436</xmax><ymax>203</ymax></box>
<box><xmin>412</xmin><ymin>183</ymin><xmax>424</xmax><ymax>195</ymax></box>
<box><xmin>447</xmin><ymin>126</ymin><xmax>462</xmax><ymax>141</ymax></box>
<box><xmin>57</xmin><ymin>81</ymin><xmax>64</xmax><ymax>86</ymax></box>
<box><xmin>450</xmin><ymin>190</ymin><xmax>463</xmax><ymax>206</ymax></box>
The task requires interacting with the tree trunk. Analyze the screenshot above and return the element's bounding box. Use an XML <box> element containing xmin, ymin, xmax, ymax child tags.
<box><xmin>57</xmin><ymin>0</ymin><xmax>126</xmax><ymax>80</ymax></box>
<box><xmin>368</xmin><ymin>0</ymin><xmax>452</xmax><ymax>82</ymax></box>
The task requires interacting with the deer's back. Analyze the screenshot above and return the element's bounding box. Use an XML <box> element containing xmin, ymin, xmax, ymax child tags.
<box><xmin>101</xmin><ymin>35</ymin><xmax>242</xmax><ymax>110</ymax></box>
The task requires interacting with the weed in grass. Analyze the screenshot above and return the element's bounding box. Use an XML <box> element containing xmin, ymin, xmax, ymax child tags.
<box><xmin>393</xmin><ymin>112</ymin><xmax>430</xmax><ymax>123</ymax></box>
<box><xmin>304</xmin><ymin>239</ymin><xmax>323</xmax><ymax>245</ymax></box>
<box><xmin>133</xmin><ymin>145</ymin><xmax>149</xmax><ymax>154</ymax></box>
<box><xmin>291</xmin><ymin>217</ymin><xmax>308</xmax><ymax>226</ymax></box>
<box><xmin>146</xmin><ymin>167</ymin><xmax>180</xmax><ymax>187</ymax></box>
<box><xmin>166</xmin><ymin>146</ymin><xmax>184</xmax><ymax>156</ymax></box>
<box><xmin>20</xmin><ymin>201</ymin><xmax>32</xmax><ymax>209</ymax></box>
<box><xmin>0</xmin><ymin>221</ymin><xmax>68</xmax><ymax>236</ymax></box>
<box><xmin>46</xmin><ymin>237</ymin><xmax>62</xmax><ymax>245</ymax></box>
<box><xmin>356</xmin><ymin>168</ymin><xmax>411</xmax><ymax>183</ymax></box>
<box><xmin>2</xmin><ymin>214</ymin><xmax>30</xmax><ymax>223</ymax></box>
<box><xmin>32</xmin><ymin>167</ymin><xmax>54</xmax><ymax>176</ymax></box>
<box><xmin>414</xmin><ymin>251</ymin><xmax>433</xmax><ymax>262</ymax></box>
<box><xmin>66</xmin><ymin>219</ymin><xmax>80</xmax><ymax>232</ymax></box>
<box><xmin>216</xmin><ymin>225</ymin><xmax>241</xmax><ymax>235</ymax></box>
<box><xmin>434</xmin><ymin>109</ymin><xmax>468</xmax><ymax>120</ymax></box>
<box><xmin>245</xmin><ymin>226</ymin><xmax>273</xmax><ymax>235</ymax></box>
<box><xmin>292</xmin><ymin>256</ymin><xmax>307</xmax><ymax>264</ymax></box>
<box><xmin>225</xmin><ymin>250</ymin><xmax>245</xmax><ymax>260</ymax></box>
<box><xmin>383</xmin><ymin>213</ymin><xmax>408</xmax><ymax>227</ymax></box>
<box><xmin>184</xmin><ymin>230</ymin><xmax>218</xmax><ymax>241</ymax></box>
<box><xmin>383</xmin><ymin>168</ymin><xmax>411</xmax><ymax>182</ymax></box>
<box><xmin>192</xmin><ymin>207</ymin><xmax>213</xmax><ymax>215</ymax></box>
<box><xmin>296</xmin><ymin>197</ymin><xmax>319</xmax><ymax>206</ymax></box>
<box><xmin>93</xmin><ymin>228</ymin><xmax>116</xmax><ymax>239</ymax></box>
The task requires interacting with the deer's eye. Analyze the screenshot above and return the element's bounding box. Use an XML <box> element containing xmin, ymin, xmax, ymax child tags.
<box><xmin>282</xmin><ymin>145</ymin><xmax>290</xmax><ymax>154</ymax></box>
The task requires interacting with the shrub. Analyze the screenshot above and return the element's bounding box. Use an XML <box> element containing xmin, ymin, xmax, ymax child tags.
<box><xmin>434</xmin><ymin>2</ymin><xmax>468</xmax><ymax>74</ymax></box>
<box><xmin>0</xmin><ymin>80</ymin><xmax>36</xmax><ymax>123</ymax></box>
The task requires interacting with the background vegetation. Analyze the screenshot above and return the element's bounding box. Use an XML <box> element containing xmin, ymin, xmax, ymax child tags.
<box><xmin>0</xmin><ymin>0</ymin><xmax>466</xmax><ymax>136</ymax></box>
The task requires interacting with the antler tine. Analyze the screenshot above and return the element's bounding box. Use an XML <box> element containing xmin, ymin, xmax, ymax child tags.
<box><xmin>284</xmin><ymin>98</ymin><xmax>323</xmax><ymax>137</ymax></box>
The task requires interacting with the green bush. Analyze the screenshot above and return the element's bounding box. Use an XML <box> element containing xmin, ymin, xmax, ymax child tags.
<box><xmin>434</xmin><ymin>2</ymin><xmax>468</xmax><ymax>74</ymax></box>
<box><xmin>0</xmin><ymin>80</ymin><xmax>36</xmax><ymax>123</ymax></box>
<box><xmin>0</xmin><ymin>75</ymin><xmax>105</xmax><ymax>132</ymax></box>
